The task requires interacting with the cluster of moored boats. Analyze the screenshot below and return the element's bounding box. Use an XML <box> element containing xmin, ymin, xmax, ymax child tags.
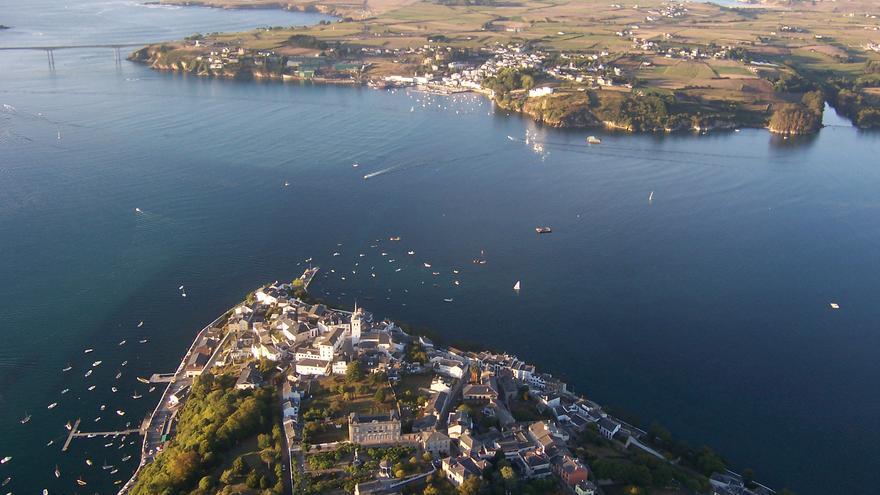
<box><xmin>4</xmin><ymin>319</ymin><xmax>164</xmax><ymax>492</ymax></box>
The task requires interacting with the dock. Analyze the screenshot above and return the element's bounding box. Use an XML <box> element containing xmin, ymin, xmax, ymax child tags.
<box><xmin>61</xmin><ymin>418</ymin><xmax>142</xmax><ymax>452</ymax></box>
<box><xmin>148</xmin><ymin>373</ymin><xmax>176</xmax><ymax>383</ymax></box>
<box><xmin>301</xmin><ymin>266</ymin><xmax>319</xmax><ymax>289</ymax></box>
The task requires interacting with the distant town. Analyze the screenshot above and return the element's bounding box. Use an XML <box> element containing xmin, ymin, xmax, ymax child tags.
<box><xmin>123</xmin><ymin>268</ymin><xmax>791</xmax><ymax>495</ymax></box>
<box><xmin>131</xmin><ymin>0</ymin><xmax>880</xmax><ymax>135</ymax></box>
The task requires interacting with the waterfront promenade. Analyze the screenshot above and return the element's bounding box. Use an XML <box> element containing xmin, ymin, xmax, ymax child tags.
<box><xmin>117</xmin><ymin>268</ymin><xmax>318</xmax><ymax>494</ymax></box>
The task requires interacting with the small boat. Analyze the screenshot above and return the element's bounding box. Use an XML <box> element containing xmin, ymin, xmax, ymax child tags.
<box><xmin>83</xmin><ymin>348</ymin><xmax>93</xmax><ymax>354</ymax></box>
<box><xmin>432</xmin><ymin>271</ymin><xmax>440</xmax><ymax>276</ymax></box>
<box><xmin>77</xmin><ymin>478</ymin><xmax>87</xmax><ymax>486</ymax></box>
<box><xmin>94</xmin><ymin>416</ymin><xmax>101</xmax><ymax>422</ymax></box>
<box><xmin>115</xmin><ymin>372</ymin><xmax>122</xmax><ymax>379</ymax></box>
<box><xmin>134</xmin><ymin>207</ymin><xmax>142</xmax><ymax>213</ymax></box>
<box><xmin>407</xmin><ymin>251</ymin><xmax>415</xmax><ymax>255</ymax></box>
<box><xmin>513</xmin><ymin>280</ymin><xmax>521</xmax><ymax>291</ymax></box>
<box><xmin>116</xmin><ymin>410</ymin><xmax>125</xmax><ymax>416</ymax></box>
<box><xmin>46</xmin><ymin>440</ymin><xmax>54</xmax><ymax>446</ymax></box>
<box><xmin>88</xmin><ymin>385</ymin><xmax>96</xmax><ymax>391</ymax></box>
<box><xmin>453</xmin><ymin>269</ymin><xmax>459</xmax><ymax>274</ymax></box>
<box><xmin>92</xmin><ymin>360</ymin><xmax>102</xmax><ymax>367</ymax></box>
<box><xmin>332</xmin><ymin>252</ymin><xmax>340</xmax><ymax>256</ymax></box>
<box><xmin>443</xmin><ymin>298</ymin><xmax>454</xmax><ymax>303</ymax></box>
<box><xmin>2</xmin><ymin>477</ymin><xmax>10</xmax><ymax>486</ymax></box>
<box><xmin>507</xmin><ymin>135</ymin><xmax>514</xmax><ymax>140</ymax></box>
<box><xmin>586</xmin><ymin>135</ymin><xmax>602</xmax><ymax>144</ymax></box>
<box><xmin>395</xmin><ymin>268</ymin><xmax>402</xmax><ymax>272</ymax></box>
<box><xmin>61</xmin><ymin>388</ymin><xmax>69</xmax><ymax>394</ymax></box>
<box><xmin>137</xmin><ymin>376</ymin><xmax>150</xmax><ymax>384</ymax></box>
<box><xmin>122</xmin><ymin>455</ymin><xmax>132</xmax><ymax>462</ymax></box>
<box><xmin>118</xmin><ymin>340</ymin><xmax>126</xmax><ymax>346</ymax></box>
<box><xmin>65</xmin><ymin>421</ymin><xmax>73</xmax><ymax>431</ymax></box>
<box><xmin>454</xmin><ymin>280</ymin><xmax>460</xmax><ymax>286</ymax></box>
<box><xmin>55</xmin><ymin>465</ymin><xmax>60</xmax><ymax>478</ymax></box>
<box><xmin>62</xmin><ymin>365</ymin><xmax>72</xmax><ymax>372</ymax></box>
<box><xmin>100</xmin><ymin>405</ymin><xmax>106</xmax><ymax>410</ymax></box>
<box><xmin>352</xmin><ymin>162</ymin><xmax>359</xmax><ymax>168</ymax></box>
<box><xmin>137</xmin><ymin>320</ymin><xmax>144</xmax><ymax>327</ymax></box>
<box><xmin>181</xmin><ymin>293</ymin><xmax>187</xmax><ymax>297</ymax></box>
<box><xmin>20</xmin><ymin>413</ymin><xmax>31</xmax><ymax>424</ymax></box>
<box><xmin>423</xmin><ymin>262</ymin><xmax>432</xmax><ymax>268</ymax></box>
<box><xmin>47</xmin><ymin>402</ymin><xmax>57</xmax><ymax>409</ymax></box>
<box><xmin>284</xmin><ymin>181</ymin><xmax>290</xmax><ymax>187</ymax></box>
<box><xmin>85</xmin><ymin>459</ymin><xmax>92</xmax><ymax>466</ymax></box>
<box><xmin>111</xmin><ymin>387</ymin><xmax>118</xmax><ymax>393</ymax></box>
<box><xmin>0</xmin><ymin>457</ymin><xmax>11</xmax><ymax>464</ymax></box>
<box><xmin>121</xmin><ymin>360</ymin><xmax>128</xmax><ymax>366</ymax></box>
<box><xmin>648</xmin><ymin>191</ymin><xmax>654</xmax><ymax>202</ymax></box>
<box><xmin>139</xmin><ymin>339</ymin><xmax>148</xmax><ymax>343</ymax></box>
<box><xmin>110</xmin><ymin>468</ymin><xmax>118</xmax><ymax>474</ymax></box>
<box><xmin>148</xmin><ymin>386</ymin><xmax>156</xmax><ymax>392</ymax></box>
<box><xmin>389</xmin><ymin>236</ymin><xmax>401</xmax><ymax>241</ymax></box>
<box><xmin>85</xmin><ymin>370</ymin><xmax>92</xmax><ymax>377</ymax></box>
<box><xmin>535</xmin><ymin>226</ymin><xmax>552</xmax><ymax>234</ymax></box>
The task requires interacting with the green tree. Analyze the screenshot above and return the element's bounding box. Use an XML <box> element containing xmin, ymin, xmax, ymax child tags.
<box><xmin>346</xmin><ymin>361</ymin><xmax>363</xmax><ymax>382</ymax></box>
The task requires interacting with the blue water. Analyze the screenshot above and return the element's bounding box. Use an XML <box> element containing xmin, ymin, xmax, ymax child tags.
<box><xmin>2</xmin><ymin>2</ymin><xmax>880</xmax><ymax>494</ymax></box>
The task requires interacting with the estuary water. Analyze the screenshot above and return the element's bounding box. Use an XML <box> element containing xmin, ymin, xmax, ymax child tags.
<box><xmin>1</xmin><ymin>1</ymin><xmax>879</xmax><ymax>494</ymax></box>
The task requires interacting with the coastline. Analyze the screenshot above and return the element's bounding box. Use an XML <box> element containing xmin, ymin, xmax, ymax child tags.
<box><xmin>121</xmin><ymin>274</ymin><xmax>790</xmax><ymax>495</ymax></box>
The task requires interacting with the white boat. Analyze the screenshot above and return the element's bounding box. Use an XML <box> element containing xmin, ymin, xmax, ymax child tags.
<box><xmin>587</xmin><ymin>136</ymin><xmax>602</xmax><ymax>144</ymax></box>
<box><xmin>407</xmin><ymin>251</ymin><xmax>415</xmax><ymax>255</ymax></box>
<box><xmin>284</xmin><ymin>181</ymin><xmax>290</xmax><ymax>187</ymax></box>
<box><xmin>443</xmin><ymin>298</ymin><xmax>454</xmax><ymax>303</ymax></box>
<box><xmin>61</xmin><ymin>388</ymin><xmax>69</xmax><ymax>394</ymax></box>
<box><xmin>100</xmin><ymin>405</ymin><xmax>106</xmax><ymax>410</ymax></box>
<box><xmin>2</xmin><ymin>477</ymin><xmax>9</xmax><ymax>486</ymax></box>
<box><xmin>648</xmin><ymin>191</ymin><xmax>654</xmax><ymax>202</ymax></box>
<box><xmin>137</xmin><ymin>376</ymin><xmax>150</xmax><ymax>384</ymax></box>
<box><xmin>121</xmin><ymin>360</ymin><xmax>128</xmax><ymax>366</ymax></box>
<box><xmin>85</xmin><ymin>459</ymin><xmax>92</xmax><ymax>466</ymax></box>
<box><xmin>116</xmin><ymin>410</ymin><xmax>125</xmax><ymax>416</ymax></box>
<box><xmin>352</xmin><ymin>162</ymin><xmax>359</xmax><ymax>168</ymax></box>
<box><xmin>1</xmin><ymin>457</ymin><xmax>11</xmax><ymax>464</ymax></box>
<box><xmin>111</xmin><ymin>387</ymin><xmax>118</xmax><ymax>393</ymax></box>
<box><xmin>47</xmin><ymin>402</ymin><xmax>57</xmax><ymax>409</ymax></box>
<box><xmin>423</xmin><ymin>262</ymin><xmax>431</xmax><ymax>268</ymax></box>
<box><xmin>85</xmin><ymin>370</ymin><xmax>92</xmax><ymax>377</ymax></box>
<box><xmin>149</xmin><ymin>386</ymin><xmax>156</xmax><ymax>392</ymax></box>
<box><xmin>513</xmin><ymin>281</ymin><xmax>521</xmax><ymax>291</ymax></box>
<box><xmin>65</xmin><ymin>421</ymin><xmax>72</xmax><ymax>431</ymax></box>
<box><xmin>92</xmin><ymin>360</ymin><xmax>102</xmax><ymax>367</ymax></box>
<box><xmin>139</xmin><ymin>339</ymin><xmax>148</xmax><ymax>343</ymax></box>
<box><xmin>83</xmin><ymin>348</ymin><xmax>93</xmax><ymax>354</ymax></box>
<box><xmin>20</xmin><ymin>413</ymin><xmax>31</xmax><ymax>424</ymax></box>
<box><xmin>137</xmin><ymin>320</ymin><xmax>144</xmax><ymax>327</ymax></box>
<box><xmin>122</xmin><ymin>455</ymin><xmax>132</xmax><ymax>462</ymax></box>
<box><xmin>181</xmin><ymin>293</ymin><xmax>187</xmax><ymax>297</ymax></box>
<box><xmin>62</xmin><ymin>365</ymin><xmax>72</xmax><ymax>372</ymax></box>
<box><xmin>132</xmin><ymin>393</ymin><xmax>142</xmax><ymax>399</ymax></box>
<box><xmin>115</xmin><ymin>372</ymin><xmax>122</xmax><ymax>379</ymax></box>
<box><xmin>134</xmin><ymin>207</ymin><xmax>142</xmax><ymax>213</ymax></box>
<box><xmin>55</xmin><ymin>465</ymin><xmax>60</xmax><ymax>478</ymax></box>
<box><xmin>118</xmin><ymin>339</ymin><xmax>126</xmax><ymax>346</ymax></box>
<box><xmin>88</xmin><ymin>385</ymin><xmax>96</xmax><ymax>391</ymax></box>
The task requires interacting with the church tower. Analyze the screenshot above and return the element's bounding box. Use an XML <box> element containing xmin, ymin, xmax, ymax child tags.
<box><xmin>350</xmin><ymin>302</ymin><xmax>363</xmax><ymax>344</ymax></box>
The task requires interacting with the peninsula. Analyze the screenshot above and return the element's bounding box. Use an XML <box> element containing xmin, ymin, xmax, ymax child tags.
<box><xmin>130</xmin><ymin>0</ymin><xmax>880</xmax><ymax>134</ymax></box>
<box><xmin>122</xmin><ymin>268</ymin><xmax>794</xmax><ymax>495</ymax></box>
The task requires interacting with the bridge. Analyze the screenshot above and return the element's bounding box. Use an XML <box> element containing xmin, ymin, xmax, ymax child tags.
<box><xmin>0</xmin><ymin>42</ymin><xmax>150</xmax><ymax>69</ymax></box>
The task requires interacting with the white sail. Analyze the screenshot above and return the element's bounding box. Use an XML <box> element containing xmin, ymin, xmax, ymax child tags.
<box><xmin>513</xmin><ymin>281</ymin><xmax>521</xmax><ymax>291</ymax></box>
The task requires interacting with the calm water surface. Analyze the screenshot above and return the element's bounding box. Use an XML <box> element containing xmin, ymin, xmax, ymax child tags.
<box><xmin>1</xmin><ymin>2</ymin><xmax>879</xmax><ymax>494</ymax></box>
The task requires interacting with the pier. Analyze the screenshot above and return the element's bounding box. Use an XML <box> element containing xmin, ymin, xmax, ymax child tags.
<box><xmin>61</xmin><ymin>418</ymin><xmax>143</xmax><ymax>452</ymax></box>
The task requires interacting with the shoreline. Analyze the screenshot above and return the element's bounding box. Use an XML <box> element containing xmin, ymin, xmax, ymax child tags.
<box><xmin>121</xmin><ymin>273</ymin><xmax>788</xmax><ymax>495</ymax></box>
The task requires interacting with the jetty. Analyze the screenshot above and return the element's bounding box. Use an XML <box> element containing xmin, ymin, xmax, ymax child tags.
<box><xmin>61</xmin><ymin>418</ymin><xmax>143</xmax><ymax>452</ymax></box>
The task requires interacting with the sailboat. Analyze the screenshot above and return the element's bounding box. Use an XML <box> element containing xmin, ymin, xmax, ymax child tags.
<box><xmin>513</xmin><ymin>281</ymin><xmax>521</xmax><ymax>292</ymax></box>
<box><xmin>55</xmin><ymin>465</ymin><xmax>60</xmax><ymax>478</ymax></box>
